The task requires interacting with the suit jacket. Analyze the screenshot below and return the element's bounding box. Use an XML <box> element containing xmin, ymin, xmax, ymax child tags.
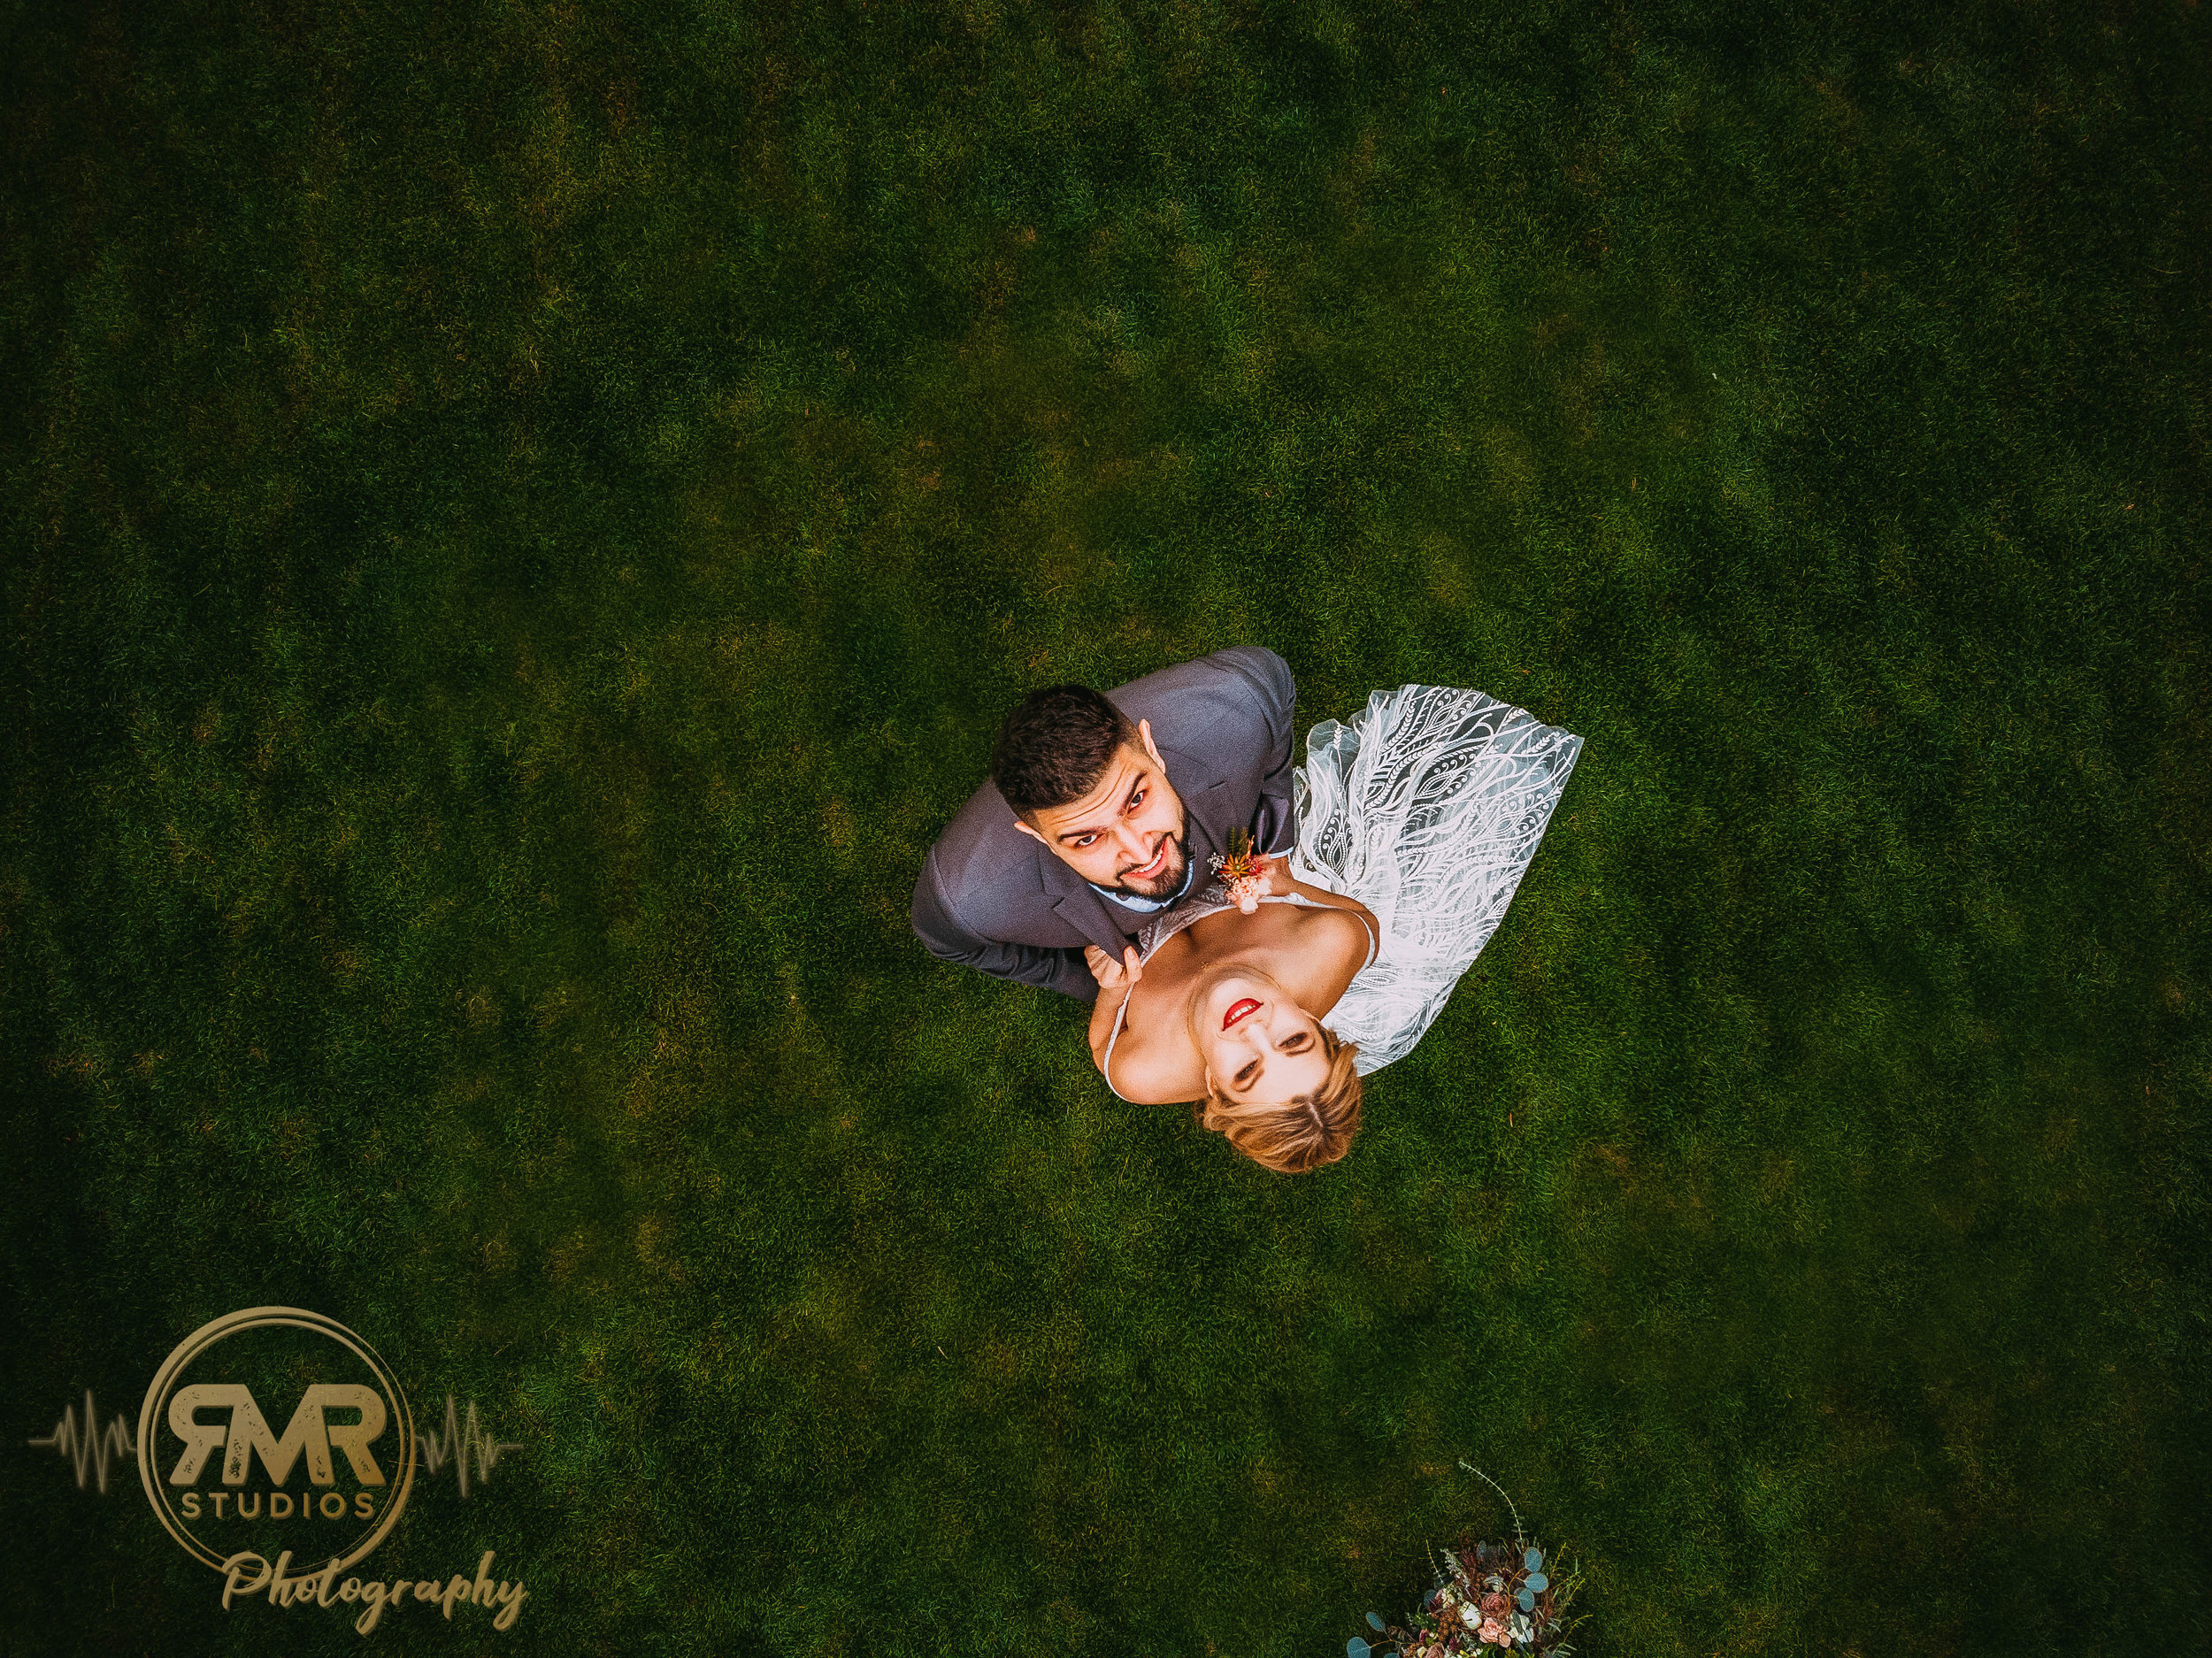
<box><xmin>910</xmin><ymin>646</ymin><xmax>1300</xmax><ymax>1002</ymax></box>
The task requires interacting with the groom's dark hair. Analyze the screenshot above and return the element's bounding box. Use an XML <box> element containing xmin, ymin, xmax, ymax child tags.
<box><xmin>990</xmin><ymin>685</ymin><xmax>1140</xmax><ymax>817</ymax></box>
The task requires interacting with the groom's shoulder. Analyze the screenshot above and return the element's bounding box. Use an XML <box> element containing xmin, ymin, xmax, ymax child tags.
<box><xmin>1109</xmin><ymin>645</ymin><xmax>1294</xmax><ymax>731</ymax></box>
<box><xmin>917</xmin><ymin>774</ymin><xmax>1047</xmax><ymax>914</ymax></box>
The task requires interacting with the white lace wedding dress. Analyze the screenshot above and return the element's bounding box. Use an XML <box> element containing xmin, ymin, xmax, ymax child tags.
<box><xmin>1106</xmin><ymin>684</ymin><xmax>1582</xmax><ymax>1088</ymax></box>
<box><xmin>1285</xmin><ymin>683</ymin><xmax>1582</xmax><ymax>1073</ymax></box>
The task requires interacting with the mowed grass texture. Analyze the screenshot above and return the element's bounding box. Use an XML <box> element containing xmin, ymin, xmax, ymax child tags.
<box><xmin>4</xmin><ymin>2</ymin><xmax>2208</xmax><ymax>1654</ymax></box>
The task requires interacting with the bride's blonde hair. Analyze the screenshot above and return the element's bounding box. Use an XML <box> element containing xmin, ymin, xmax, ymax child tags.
<box><xmin>1194</xmin><ymin>1025</ymin><xmax>1363</xmax><ymax>1174</ymax></box>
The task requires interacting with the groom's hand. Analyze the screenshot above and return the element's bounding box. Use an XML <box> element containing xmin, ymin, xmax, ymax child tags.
<box><xmin>1085</xmin><ymin>944</ymin><xmax>1143</xmax><ymax>992</ymax></box>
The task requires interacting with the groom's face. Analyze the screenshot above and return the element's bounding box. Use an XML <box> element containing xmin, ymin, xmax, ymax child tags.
<box><xmin>1012</xmin><ymin>718</ymin><xmax>1191</xmax><ymax>898</ymax></box>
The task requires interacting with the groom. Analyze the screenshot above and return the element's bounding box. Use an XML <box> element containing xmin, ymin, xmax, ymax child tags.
<box><xmin>910</xmin><ymin>646</ymin><xmax>1300</xmax><ymax>1002</ymax></box>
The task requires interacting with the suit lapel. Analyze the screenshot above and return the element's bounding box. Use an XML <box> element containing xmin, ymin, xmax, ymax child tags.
<box><xmin>1042</xmin><ymin>864</ymin><xmax>1140</xmax><ymax>956</ymax></box>
<box><xmin>1184</xmin><ymin>778</ymin><xmax>1233</xmax><ymax>868</ymax></box>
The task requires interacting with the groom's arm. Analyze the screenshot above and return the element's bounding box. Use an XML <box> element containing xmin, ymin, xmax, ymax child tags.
<box><xmin>1208</xmin><ymin>644</ymin><xmax>1299</xmax><ymax>855</ymax></box>
<box><xmin>910</xmin><ymin>863</ymin><xmax>1101</xmax><ymax>1003</ymax></box>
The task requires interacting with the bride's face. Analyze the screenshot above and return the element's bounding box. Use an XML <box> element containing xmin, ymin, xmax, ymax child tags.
<box><xmin>1189</xmin><ymin>965</ymin><xmax>1331</xmax><ymax>1103</ymax></box>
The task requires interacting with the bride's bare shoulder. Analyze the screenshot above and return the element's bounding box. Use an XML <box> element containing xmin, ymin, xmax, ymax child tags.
<box><xmin>1103</xmin><ymin>1023</ymin><xmax>1203</xmax><ymax>1106</ymax></box>
<box><xmin>1274</xmin><ymin>899</ymin><xmax>1372</xmax><ymax>1009</ymax></box>
<box><xmin>1296</xmin><ymin>897</ymin><xmax>1373</xmax><ymax>965</ymax></box>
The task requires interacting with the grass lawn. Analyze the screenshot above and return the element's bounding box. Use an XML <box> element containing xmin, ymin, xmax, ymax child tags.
<box><xmin>4</xmin><ymin>2</ymin><xmax>2208</xmax><ymax>1653</ymax></box>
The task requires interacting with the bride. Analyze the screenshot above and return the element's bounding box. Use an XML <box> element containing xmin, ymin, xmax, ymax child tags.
<box><xmin>1087</xmin><ymin>683</ymin><xmax>1582</xmax><ymax>1174</ymax></box>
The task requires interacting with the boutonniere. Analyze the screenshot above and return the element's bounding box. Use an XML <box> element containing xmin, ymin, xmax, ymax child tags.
<box><xmin>1210</xmin><ymin>826</ymin><xmax>1274</xmax><ymax>914</ymax></box>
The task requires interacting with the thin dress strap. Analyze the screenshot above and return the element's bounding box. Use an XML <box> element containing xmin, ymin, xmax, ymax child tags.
<box><xmin>1102</xmin><ymin>994</ymin><xmax>1137</xmax><ymax>1102</ymax></box>
<box><xmin>1102</xmin><ymin>894</ymin><xmax>1376</xmax><ymax>1101</ymax></box>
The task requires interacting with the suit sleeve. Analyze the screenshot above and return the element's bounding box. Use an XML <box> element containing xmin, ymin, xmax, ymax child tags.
<box><xmin>1209</xmin><ymin>645</ymin><xmax>1300</xmax><ymax>853</ymax></box>
<box><xmin>910</xmin><ymin>858</ymin><xmax>1101</xmax><ymax>1003</ymax></box>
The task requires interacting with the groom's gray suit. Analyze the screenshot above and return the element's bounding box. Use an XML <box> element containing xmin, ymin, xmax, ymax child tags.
<box><xmin>910</xmin><ymin>646</ymin><xmax>1300</xmax><ymax>1003</ymax></box>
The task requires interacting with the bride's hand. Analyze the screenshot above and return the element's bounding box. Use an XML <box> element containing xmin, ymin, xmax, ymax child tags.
<box><xmin>1085</xmin><ymin>944</ymin><xmax>1144</xmax><ymax>993</ymax></box>
<box><xmin>1260</xmin><ymin>851</ymin><xmax>1298</xmax><ymax>897</ymax></box>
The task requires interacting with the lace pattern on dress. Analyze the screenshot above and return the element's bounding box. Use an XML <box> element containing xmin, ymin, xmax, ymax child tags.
<box><xmin>1287</xmin><ymin>684</ymin><xmax>1581</xmax><ymax>1075</ymax></box>
<box><xmin>1100</xmin><ymin>685</ymin><xmax>1578</xmax><ymax>1094</ymax></box>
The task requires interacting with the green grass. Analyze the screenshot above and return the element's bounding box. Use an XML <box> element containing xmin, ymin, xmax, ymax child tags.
<box><xmin>4</xmin><ymin>1</ymin><xmax>2208</xmax><ymax>1653</ymax></box>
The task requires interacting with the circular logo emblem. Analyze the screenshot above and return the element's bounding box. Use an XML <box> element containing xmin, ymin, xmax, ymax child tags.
<box><xmin>137</xmin><ymin>1308</ymin><xmax>415</xmax><ymax>1572</ymax></box>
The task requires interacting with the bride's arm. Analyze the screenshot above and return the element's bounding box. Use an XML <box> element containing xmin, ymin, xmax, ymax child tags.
<box><xmin>1087</xmin><ymin>983</ymin><xmax>1132</xmax><ymax>1071</ymax></box>
<box><xmin>1084</xmin><ymin>945</ymin><xmax>1140</xmax><ymax>1071</ymax></box>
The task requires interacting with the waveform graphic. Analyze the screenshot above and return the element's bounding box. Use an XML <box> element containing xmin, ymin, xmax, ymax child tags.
<box><xmin>415</xmin><ymin>1394</ymin><xmax>521</xmax><ymax>1498</ymax></box>
<box><xmin>28</xmin><ymin>1391</ymin><xmax>135</xmax><ymax>1494</ymax></box>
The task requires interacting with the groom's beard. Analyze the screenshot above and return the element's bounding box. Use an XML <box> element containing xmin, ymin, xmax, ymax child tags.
<box><xmin>1110</xmin><ymin>827</ymin><xmax>1190</xmax><ymax>900</ymax></box>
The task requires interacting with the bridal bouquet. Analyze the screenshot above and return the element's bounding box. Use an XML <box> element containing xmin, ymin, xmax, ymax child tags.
<box><xmin>1348</xmin><ymin>1469</ymin><xmax>1584</xmax><ymax>1658</ymax></box>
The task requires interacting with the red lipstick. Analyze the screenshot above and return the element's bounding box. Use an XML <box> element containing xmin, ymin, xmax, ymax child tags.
<box><xmin>1222</xmin><ymin>998</ymin><xmax>1260</xmax><ymax>1032</ymax></box>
